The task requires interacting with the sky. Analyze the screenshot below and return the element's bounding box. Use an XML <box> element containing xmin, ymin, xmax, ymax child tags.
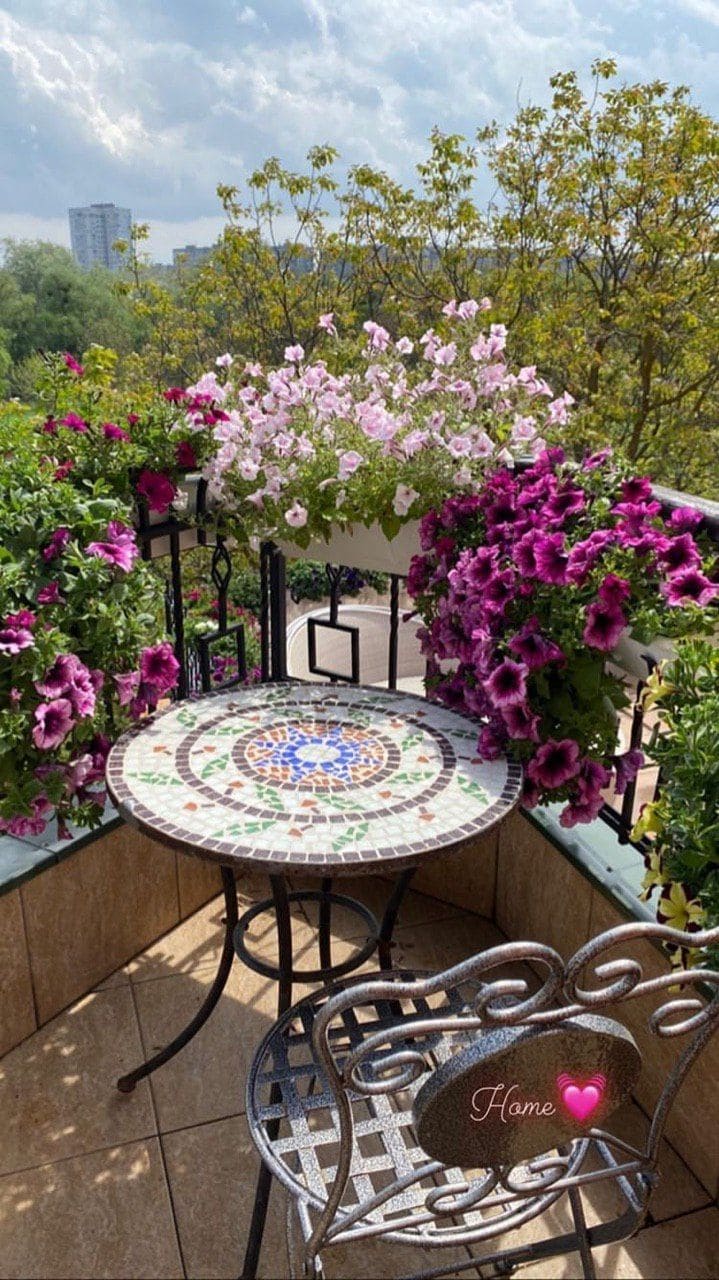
<box><xmin>0</xmin><ymin>0</ymin><xmax>718</xmax><ymax>262</ymax></box>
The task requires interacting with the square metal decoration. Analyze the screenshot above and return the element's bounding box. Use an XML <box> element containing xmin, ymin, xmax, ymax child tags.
<box><xmin>307</xmin><ymin>617</ymin><xmax>360</xmax><ymax>683</ymax></box>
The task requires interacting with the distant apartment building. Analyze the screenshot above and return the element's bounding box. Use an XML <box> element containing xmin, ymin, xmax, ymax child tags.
<box><xmin>172</xmin><ymin>244</ymin><xmax>213</xmax><ymax>267</ymax></box>
<box><xmin>68</xmin><ymin>203</ymin><xmax>132</xmax><ymax>272</ymax></box>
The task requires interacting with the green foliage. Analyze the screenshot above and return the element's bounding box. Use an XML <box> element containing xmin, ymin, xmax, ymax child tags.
<box><xmin>636</xmin><ymin>641</ymin><xmax>719</xmax><ymax>965</ymax></box>
<box><xmin>286</xmin><ymin>561</ymin><xmax>388</xmax><ymax>603</ymax></box>
<box><xmin>0</xmin><ymin>240</ymin><xmax>143</xmax><ymax>396</ymax></box>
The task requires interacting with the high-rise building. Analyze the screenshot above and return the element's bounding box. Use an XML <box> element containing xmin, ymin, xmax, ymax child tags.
<box><xmin>68</xmin><ymin>203</ymin><xmax>132</xmax><ymax>271</ymax></box>
<box><xmin>172</xmin><ymin>244</ymin><xmax>213</xmax><ymax>267</ymax></box>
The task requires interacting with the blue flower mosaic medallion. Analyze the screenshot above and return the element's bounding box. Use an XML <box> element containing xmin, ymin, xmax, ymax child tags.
<box><xmin>107</xmin><ymin>684</ymin><xmax>522</xmax><ymax>873</ymax></box>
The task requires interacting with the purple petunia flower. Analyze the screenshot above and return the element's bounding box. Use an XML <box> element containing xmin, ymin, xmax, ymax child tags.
<box><xmin>32</xmin><ymin>699</ymin><xmax>75</xmax><ymax>750</ymax></box>
<box><xmin>509</xmin><ymin>618</ymin><xmax>564</xmax><ymax>670</ymax></box>
<box><xmin>484</xmin><ymin>659</ymin><xmax>528</xmax><ymax>708</ymax></box>
<box><xmin>42</xmin><ymin>527</ymin><xmax>71</xmax><ymax>563</ymax></box>
<box><xmin>0</xmin><ymin>626</ymin><xmax>34</xmax><ymax>655</ymax></box>
<box><xmin>477</xmin><ymin>722</ymin><xmax>507</xmax><ymax>760</ymax></box>
<box><xmin>534</xmin><ymin>533</ymin><xmax>570</xmax><ymax>586</ymax></box>
<box><xmin>559</xmin><ymin>791</ymin><xmax>605</xmax><ymax>827</ymax></box>
<box><xmin>37</xmin><ymin>581</ymin><xmax>63</xmax><ymax>605</ymax></box>
<box><xmin>60</xmin><ymin>412</ymin><xmax>88</xmax><ymax>433</ymax></box>
<box><xmin>140</xmin><ymin>642</ymin><xmax>180</xmax><ymax>695</ymax></box>
<box><xmin>35</xmin><ymin>654</ymin><xmax>82</xmax><ymax>697</ymax></box>
<box><xmin>102</xmin><ymin>422</ymin><xmax>130</xmax><ymax>441</ymax></box>
<box><xmin>86</xmin><ymin>521</ymin><xmax>139</xmax><ymax>573</ymax></box>
<box><xmin>597</xmin><ymin>573</ymin><xmax>631</xmax><ymax>607</ymax></box>
<box><xmin>501</xmin><ymin>701</ymin><xmax>540</xmax><ymax>741</ymax></box>
<box><xmin>136</xmin><ymin>469</ymin><xmax>177</xmax><ymax>513</ymax></box>
<box><xmin>542</xmin><ymin>485</ymin><xmax>585</xmax><ymax>524</ymax></box>
<box><xmin>613</xmin><ymin>749</ymin><xmax>644</xmax><ymax>795</ymax></box>
<box><xmin>620</xmin><ymin>476</ymin><xmax>653</xmax><ymax>504</ymax></box>
<box><xmin>114</xmin><ymin>671</ymin><xmax>140</xmax><ymax>706</ymax></box>
<box><xmin>658</xmin><ymin>534</ymin><xmax>702</xmax><ymax>577</ymax></box>
<box><xmin>668</xmin><ymin>506</ymin><xmax>703</xmax><ymax>534</ymax></box>
<box><xmin>582</xmin><ymin>600</ymin><xmax>626</xmax><ymax>652</ymax></box>
<box><xmin>662</xmin><ymin>569</ymin><xmax>718</xmax><ymax>608</ymax></box>
<box><xmin>527</xmin><ymin>738</ymin><xmax>581</xmax><ymax>789</ymax></box>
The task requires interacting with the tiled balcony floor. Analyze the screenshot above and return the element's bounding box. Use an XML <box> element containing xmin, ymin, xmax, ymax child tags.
<box><xmin>1</xmin><ymin>874</ymin><xmax>717</xmax><ymax>1279</ymax></box>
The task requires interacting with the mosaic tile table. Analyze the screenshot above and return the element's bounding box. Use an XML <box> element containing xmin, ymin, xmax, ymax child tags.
<box><xmin>106</xmin><ymin>682</ymin><xmax>522</xmax><ymax>1095</ymax></box>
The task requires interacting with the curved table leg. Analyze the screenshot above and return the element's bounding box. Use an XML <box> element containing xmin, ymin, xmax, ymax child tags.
<box><xmin>242</xmin><ymin>875</ymin><xmax>294</xmax><ymax>1279</ymax></box>
<box><xmin>377</xmin><ymin>866</ymin><xmax>417</xmax><ymax>969</ymax></box>
<box><xmin>116</xmin><ymin>864</ymin><xmax>238</xmax><ymax>1094</ymax></box>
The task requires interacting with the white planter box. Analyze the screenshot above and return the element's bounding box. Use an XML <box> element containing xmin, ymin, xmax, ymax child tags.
<box><xmin>611</xmin><ymin>629</ymin><xmax>677</xmax><ymax>680</ymax></box>
<box><xmin>277</xmin><ymin>519</ymin><xmax>421</xmax><ymax>576</ymax></box>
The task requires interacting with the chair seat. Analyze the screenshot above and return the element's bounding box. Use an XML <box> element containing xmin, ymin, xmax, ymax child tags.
<box><xmin>246</xmin><ymin>970</ymin><xmax>638</xmax><ymax>1250</ymax></box>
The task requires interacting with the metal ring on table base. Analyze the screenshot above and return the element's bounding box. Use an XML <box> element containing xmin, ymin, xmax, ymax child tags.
<box><xmin>234</xmin><ymin>888</ymin><xmax>381</xmax><ymax>985</ymax></box>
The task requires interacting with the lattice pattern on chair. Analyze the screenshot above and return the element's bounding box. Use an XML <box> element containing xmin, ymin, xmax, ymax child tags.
<box><xmin>245</xmin><ymin>923</ymin><xmax>719</xmax><ymax>1279</ymax></box>
<box><xmin>248</xmin><ymin>973</ymin><xmax>598</xmax><ymax>1250</ymax></box>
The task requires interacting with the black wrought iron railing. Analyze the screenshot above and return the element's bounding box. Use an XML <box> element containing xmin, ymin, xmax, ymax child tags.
<box><xmin>134</xmin><ymin>478</ymin><xmax>719</xmax><ymax>851</ymax></box>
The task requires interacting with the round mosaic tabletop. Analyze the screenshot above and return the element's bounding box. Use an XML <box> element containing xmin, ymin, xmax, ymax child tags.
<box><xmin>106</xmin><ymin>683</ymin><xmax>522</xmax><ymax>875</ymax></box>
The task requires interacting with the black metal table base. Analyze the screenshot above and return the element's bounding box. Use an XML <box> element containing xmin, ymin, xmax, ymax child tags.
<box><xmin>115</xmin><ymin>861</ymin><xmax>415</xmax><ymax>1273</ymax></box>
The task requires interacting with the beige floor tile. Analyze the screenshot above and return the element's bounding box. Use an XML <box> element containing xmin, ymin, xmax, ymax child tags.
<box><xmin>132</xmin><ymin>962</ymin><xmax>279</xmax><ymax>1133</ymax></box>
<box><xmin>593</xmin><ymin>1206</ymin><xmax>719</xmax><ymax>1278</ymax></box>
<box><xmin>295</xmin><ymin>872</ymin><xmax>468</xmax><ymax>941</ymax></box>
<box><xmin>388</xmin><ymin>910</ymin><xmax>508</xmax><ymax>973</ymax></box>
<box><xmin>0</xmin><ymin>1137</ymin><xmax>182</xmax><ymax>1280</ymax></box>
<box><xmin>127</xmin><ymin>872</ymin><xmax>305</xmax><ymax>982</ymax></box>
<box><xmin>0</xmin><ymin>987</ymin><xmax>156</xmax><ymax>1175</ymax></box>
<box><xmin>163</xmin><ymin>1112</ymin><xmax>474</xmax><ymax>1280</ymax></box>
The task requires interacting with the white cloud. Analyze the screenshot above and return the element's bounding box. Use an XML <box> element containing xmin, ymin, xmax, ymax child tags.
<box><xmin>677</xmin><ymin>0</ymin><xmax>719</xmax><ymax>24</ymax></box>
<box><xmin>0</xmin><ymin>0</ymin><xmax>717</xmax><ymax>259</ymax></box>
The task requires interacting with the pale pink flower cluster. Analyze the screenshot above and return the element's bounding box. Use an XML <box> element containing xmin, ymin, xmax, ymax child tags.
<box><xmin>200</xmin><ymin>301</ymin><xmax>567</xmax><ymax>535</ymax></box>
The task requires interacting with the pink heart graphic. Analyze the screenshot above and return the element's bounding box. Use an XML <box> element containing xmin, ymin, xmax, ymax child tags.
<box><xmin>557</xmin><ymin>1073</ymin><xmax>606</xmax><ymax>1123</ymax></box>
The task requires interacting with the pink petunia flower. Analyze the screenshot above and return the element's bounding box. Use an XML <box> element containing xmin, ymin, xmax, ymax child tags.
<box><xmin>658</xmin><ymin>534</ymin><xmax>702</xmax><ymax>577</ymax></box>
<box><xmin>668</xmin><ymin>506</ymin><xmax>702</xmax><ymax>533</ymax></box>
<box><xmin>102</xmin><ymin>422</ymin><xmax>130</xmax><ymax>441</ymax></box>
<box><xmin>42</xmin><ymin>527</ymin><xmax>71</xmax><ymax>563</ymax></box>
<box><xmin>501</xmin><ymin>701</ymin><xmax>540</xmax><ymax>741</ymax></box>
<box><xmin>0</xmin><ymin>626</ymin><xmax>34</xmax><ymax>655</ymax></box>
<box><xmin>37</xmin><ymin>581</ymin><xmax>63</xmax><ymax>605</ymax></box>
<box><xmin>163</xmin><ymin>387</ymin><xmax>188</xmax><ymax>403</ymax></box>
<box><xmin>613</xmin><ymin>749</ymin><xmax>644</xmax><ymax>795</ymax></box>
<box><xmin>338</xmin><ymin>450</ymin><xmax>364</xmax><ymax>479</ymax></box>
<box><xmin>86</xmin><ymin>520</ymin><xmax>139</xmax><ymax>573</ymax></box>
<box><xmin>484</xmin><ymin>659</ymin><xmax>528</xmax><ymax>708</ymax></box>
<box><xmin>60</xmin><ymin>412</ymin><xmax>88</xmax><ymax>433</ymax></box>
<box><xmin>32</xmin><ymin>699</ymin><xmax>75</xmax><ymax>750</ymax></box>
<box><xmin>136</xmin><ymin>469</ymin><xmax>176</xmax><ymax>512</ymax></box>
<box><xmin>534</xmin><ymin>533</ymin><xmax>570</xmax><ymax>585</ymax></box>
<box><xmin>35</xmin><ymin>653</ymin><xmax>82</xmax><ymax>697</ymax></box>
<box><xmin>63</xmin><ymin>353</ymin><xmax>84</xmax><ymax>376</ymax></box>
<box><xmin>662</xmin><ymin>569</ymin><xmax>718</xmax><ymax>608</ymax></box>
<box><xmin>318</xmin><ymin>313</ymin><xmax>337</xmax><ymax>336</ymax></box>
<box><xmin>114</xmin><ymin>671</ymin><xmax>140</xmax><ymax>707</ymax></box>
<box><xmin>140</xmin><ymin>642</ymin><xmax>180</xmax><ymax>694</ymax></box>
<box><xmin>285</xmin><ymin>500</ymin><xmax>308</xmax><ymax>528</ymax></box>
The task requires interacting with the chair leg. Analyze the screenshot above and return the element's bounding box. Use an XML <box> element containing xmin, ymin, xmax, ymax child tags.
<box><xmin>567</xmin><ymin>1182</ymin><xmax>597</xmax><ymax>1280</ymax></box>
<box><xmin>241</xmin><ymin>875</ymin><xmax>295</xmax><ymax>1279</ymax></box>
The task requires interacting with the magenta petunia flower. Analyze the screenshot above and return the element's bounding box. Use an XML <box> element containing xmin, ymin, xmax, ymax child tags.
<box><xmin>42</xmin><ymin>527</ymin><xmax>71</xmax><ymax>562</ymax></box>
<box><xmin>175</xmin><ymin>440</ymin><xmax>198</xmax><ymax>469</ymax></box>
<box><xmin>0</xmin><ymin>626</ymin><xmax>34</xmax><ymax>655</ymax></box>
<box><xmin>113</xmin><ymin>671</ymin><xmax>140</xmax><ymax>707</ymax></box>
<box><xmin>484</xmin><ymin>659</ymin><xmax>528</xmax><ymax>708</ymax></box>
<box><xmin>668</xmin><ymin>506</ymin><xmax>702</xmax><ymax>533</ymax></box>
<box><xmin>53</xmin><ymin>460</ymin><xmax>74</xmax><ymax>482</ymax></box>
<box><xmin>534</xmin><ymin>533</ymin><xmax>570</xmax><ymax>585</ymax></box>
<box><xmin>42</xmin><ymin>415</ymin><xmax>58</xmax><ymax>435</ymax></box>
<box><xmin>102</xmin><ymin>422</ymin><xmax>130</xmax><ymax>441</ymax></box>
<box><xmin>583</xmin><ymin>600</ymin><xmax>626</xmax><ymax>651</ymax></box>
<box><xmin>63</xmin><ymin>353</ymin><xmax>84</xmax><ymax>376</ymax></box>
<box><xmin>136</xmin><ymin>469</ymin><xmax>177</xmax><ymax>512</ymax></box>
<box><xmin>509</xmin><ymin>619</ymin><xmax>564</xmax><ymax>670</ymax></box>
<box><xmin>37</xmin><ymin>581</ymin><xmax>63</xmax><ymax>605</ymax></box>
<box><xmin>559</xmin><ymin>792</ymin><xmax>604</xmax><ymax>827</ymax></box>
<box><xmin>6</xmin><ymin>609</ymin><xmax>35</xmax><ymax>629</ymax></box>
<box><xmin>527</xmin><ymin>738</ymin><xmax>581</xmax><ymax>789</ymax></box>
<box><xmin>66</xmin><ymin>665</ymin><xmax>97</xmax><ymax>718</ymax></box>
<box><xmin>163</xmin><ymin>387</ymin><xmax>188</xmax><ymax>403</ymax></box>
<box><xmin>126</xmin><ymin>412</ymin><xmax>140</xmax><ymax>426</ymax></box>
<box><xmin>658</xmin><ymin>534</ymin><xmax>702</xmax><ymax>577</ymax></box>
<box><xmin>32</xmin><ymin>699</ymin><xmax>75</xmax><ymax>750</ymax></box>
<box><xmin>501</xmin><ymin>701</ymin><xmax>540</xmax><ymax>741</ymax></box>
<box><xmin>60</xmin><ymin>412</ymin><xmax>88</xmax><ymax>433</ymax></box>
<box><xmin>140</xmin><ymin>642</ymin><xmax>180</xmax><ymax>694</ymax></box>
<box><xmin>620</xmin><ymin>476</ymin><xmax>653</xmax><ymax>504</ymax></box>
<box><xmin>477</xmin><ymin>722</ymin><xmax>507</xmax><ymax>760</ymax></box>
<box><xmin>35</xmin><ymin>653</ymin><xmax>82</xmax><ymax>697</ymax></box>
<box><xmin>542</xmin><ymin>485</ymin><xmax>585</xmax><ymax>524</ymax></box>
<box><xmin>613</xmin><ymin>749</ymin><xmax>644</xmax><ymax>795</ymax></box>
<box><xmin>662</xmin><ymin>569</ymin><xmax>718</xmax><ymax>608</ymax></box>
<box><xmin>514</xmin><ymin>531</ymin><xmax>539</xmax><ymax>577</ymax></box>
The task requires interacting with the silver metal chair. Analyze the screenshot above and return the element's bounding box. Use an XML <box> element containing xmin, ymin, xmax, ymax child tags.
<box><xmin>244</xmin><ymin>922</ymin><xmax>719</xmax><ymax>1279</ymax></box>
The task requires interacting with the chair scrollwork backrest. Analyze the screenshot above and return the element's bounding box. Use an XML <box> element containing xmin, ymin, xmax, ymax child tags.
<box><xmin>307</xmin><ymin>923</ymin><xmax>719</xmax><ymax>1259</ymax></box>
